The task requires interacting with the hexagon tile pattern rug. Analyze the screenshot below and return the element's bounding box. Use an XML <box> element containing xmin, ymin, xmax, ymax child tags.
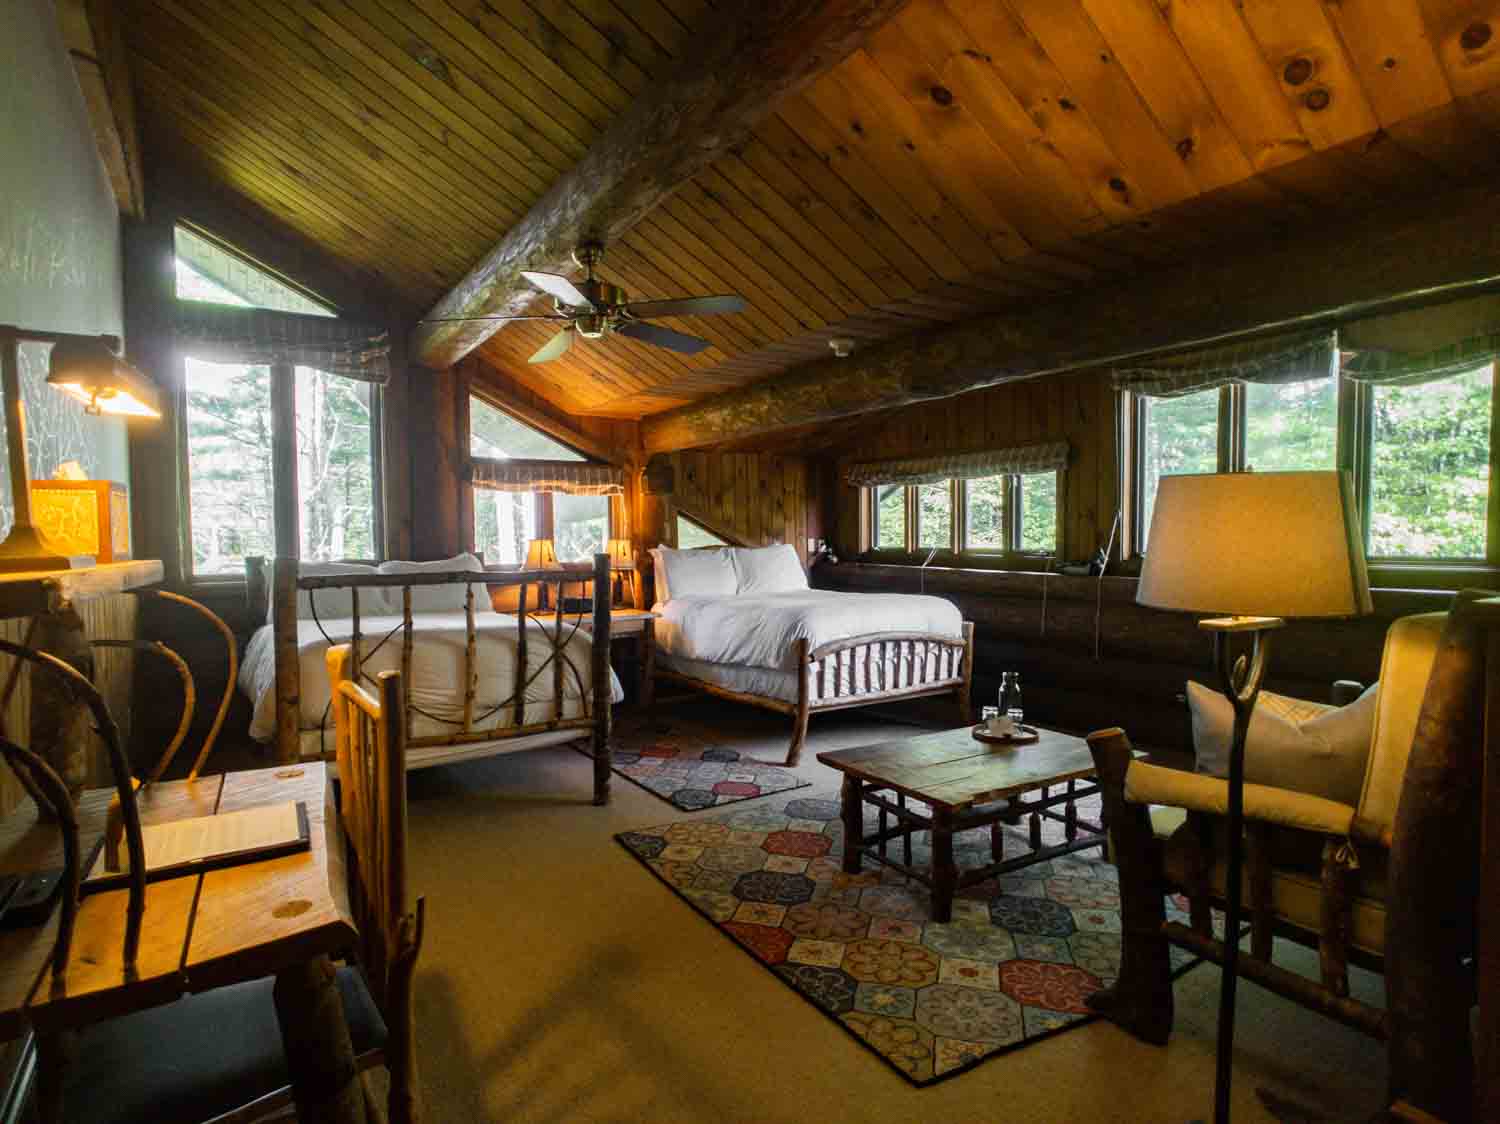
<box><xmin>615</xmin><ymin>788</ymin><xmax>1196</xmax><ymax>1086</ymax></box>
<box><xmin>607</xmin><ymin>715</ymin><xmax>810</xmax><ymax>811</ymax></box>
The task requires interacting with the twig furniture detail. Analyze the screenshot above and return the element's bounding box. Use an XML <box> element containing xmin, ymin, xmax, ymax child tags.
<box><xmin>818</xmin><ymin>725</ymin><xmax>1117</xmax><ymax>922</ymax></box>
<box><xmin>15</xmin><ymin>764</ymin><xmax>369</xmax><ymax>1124</ymax></box>
<box><xmin>248</xmin><ymin>554</ymin><xmax>615</xmax><ymax>803</ymax></box>
<box><xmin>659</xmin><ymin>624</ymin><xmax>975</xmax><ymax>767</ymax></box>
<box><xmin>329</xmin><ymin>650</ymin><xmax>425</xmax><ymax>1123</ymax></box>
<box><xmin>1087</xmin><ymin>600</ymin><xmax>1488</xmax><ymax>1123</ymax></box>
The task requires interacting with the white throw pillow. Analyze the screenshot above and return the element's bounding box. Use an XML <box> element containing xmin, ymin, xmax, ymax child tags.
<box><xmin>1187</xmin><ymin>679</ymin><xmax>1377</xmax><ymax>808</ymax></box>
<box><xmin>731</xmin><ymin>544</ymin><xmax>808</xmax><ymax>595</ymax></box>
<box><xmin>286</xmin><ymin>562</ymin><xmax>382</xmax><ymax>622</ymax></box>
<box><xmin>377</xmin><ymin>554</ymin><xmax>486</xmax><ymax>614</ymax></box>
<box><xmin>654</xmin><ymin>545</ymin><xmax>737</xmax><ymax>601</ymax></box>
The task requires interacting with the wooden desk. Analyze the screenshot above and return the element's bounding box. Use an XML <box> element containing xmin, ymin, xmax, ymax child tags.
<box><xmin>1</xmin><ymin>764</ymin><xmax>362</xmax><ymax>1122</ymax></box>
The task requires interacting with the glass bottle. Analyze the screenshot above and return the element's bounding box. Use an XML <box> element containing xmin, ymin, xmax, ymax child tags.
<box><xmin>1001</xmin><ymin>673</ymin><xmax>1024</xmax><ymax>724</ymax></box>
<box><xmin>998</xmin><ymin>672</ymin><xmax>1015</xmax><ymax>717</ymax></box>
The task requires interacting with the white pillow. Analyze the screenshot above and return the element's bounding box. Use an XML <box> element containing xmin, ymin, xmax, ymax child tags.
<box><xmin>377</xmin><ymin>554</ymin><xmax>486</xmax><ymax>614</ymax></box>
<box><xmin>654</xmin><ymin>545</ymin><xmax>737</xmax><ymax>601</ymax></box>
<box><xmin>285</xmin><ymin>562</ymin><xmax>382</xmax><ymax>622</ymax></box>
<box><xmin>731</xmin><ymin>544</ymin><xmax>808</xmax><ymax>595</ymax></box>
<box><xmin>1187</xmin><ymin>680</ymin><xmax>1377</xmax><ymax>808</ymax></box>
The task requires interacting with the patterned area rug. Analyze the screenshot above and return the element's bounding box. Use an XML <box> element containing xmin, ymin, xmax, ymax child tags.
<box><xmin>608</xmin><ymin>715</ymin><xmax>810</xmax><ymax>811</ymax></box>
<box><xmin>616</xmin><ymin>788</ymin><xmax>1195</xmax><ymax>1085</ymax></box>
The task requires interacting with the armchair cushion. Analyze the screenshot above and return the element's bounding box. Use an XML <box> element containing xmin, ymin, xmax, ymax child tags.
<box><xmin>1187</xmin><ymin>679</ymin><xmax>1377</xmax><ymax>807</ymax></box>
<box><xmin>1124</xmin><ymin>760</ymin><xmax>1358</xmax><ymax>838</ymax></box>
<box><xmin>1357</xmin><ymin>611</ymin><xmax>1446</xmax><ymax>833</ymax></box>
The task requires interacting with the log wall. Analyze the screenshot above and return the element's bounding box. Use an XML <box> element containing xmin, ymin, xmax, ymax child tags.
<box><xmin>667</xmin><ymin>450</ymin><xmax>818</xmax><ymax>561</ymax></box>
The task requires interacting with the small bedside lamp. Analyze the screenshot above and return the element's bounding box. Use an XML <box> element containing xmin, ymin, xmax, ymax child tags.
<box><xmin>1137</xmin><ymin>471</ymin><xmax>1371</xmax><ymax>1123</ymax></box>
<box><xmin>0</xmin><ymin>328</ymin><xmax>159</xmax><ymax>572</ymax></box>
<box><xmin>524</xmin><ymin>538</ymin><xmax>558</xmax><ymax>610</ymax></box>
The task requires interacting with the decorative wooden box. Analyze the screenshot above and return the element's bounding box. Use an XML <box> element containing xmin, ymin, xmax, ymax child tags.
<box><xmin>30</xmin><ymin>480</ymin><xmax>131</xmax><ymax>562</ymax></box>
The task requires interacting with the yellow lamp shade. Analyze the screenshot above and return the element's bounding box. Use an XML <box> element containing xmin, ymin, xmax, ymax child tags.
<box><xmin>1137</xmin><ymin>471</ymin><xmax>1371</xmax><ymax>619</ymax></box>
<box><xmin>30</xmin><ymin>480</ymin><xmax>130</xmax><ymax>562</ymax></box>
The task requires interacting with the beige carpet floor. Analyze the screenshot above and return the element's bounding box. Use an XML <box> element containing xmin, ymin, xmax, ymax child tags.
<box><xmin>401</xmin><ymin>700</ymin><xmax>1388</xmax><ymax>1123</ymax></box>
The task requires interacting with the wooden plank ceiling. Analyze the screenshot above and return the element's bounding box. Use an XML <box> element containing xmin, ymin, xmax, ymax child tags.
<box><xmin>129</xmin><ymin>0</ymin><xmax>1500</xmax><ymax>420</ymax></box>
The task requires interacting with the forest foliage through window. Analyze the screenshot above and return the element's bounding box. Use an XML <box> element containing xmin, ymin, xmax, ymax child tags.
<box><xmin>869</xmin><ymin>472</ymin><xmax>1058</xmax><ymax>557</ymax></box>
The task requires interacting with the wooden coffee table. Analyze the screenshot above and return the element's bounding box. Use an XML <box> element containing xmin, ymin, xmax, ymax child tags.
<box><xmin>818</xmin><ymin>726</ymin><xmax>1120</xmax><ymax>922</ymax></box>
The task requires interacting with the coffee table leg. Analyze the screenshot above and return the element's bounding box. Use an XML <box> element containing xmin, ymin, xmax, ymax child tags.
<box><xmin>932</xmin><ymin>807</ymin><xmax>957</xmax><ymax>923</ymax></box>
<box><xmin>990</xmin><ymin>820</ymin><xmax>1004</xmax><ymax>864</ymax></box>
<box><xmin>840</xmin><ymin>775</ymin><xmax>864</xmax><ymax>874</ymax></box>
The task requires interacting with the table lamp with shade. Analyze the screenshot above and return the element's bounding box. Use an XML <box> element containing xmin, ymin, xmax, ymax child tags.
<box><xmin>1136</xmin><ymin>470</ymin><xmax>1372</xmax><ymax>1124</ymax></box>
<box><xmin>0</xmin><ymin>328</ymin><xmax>161</xmax><ymax>572</ymax></box>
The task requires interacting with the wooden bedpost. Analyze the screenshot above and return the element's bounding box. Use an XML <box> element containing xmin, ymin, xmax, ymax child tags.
<box><xmin>591</xmin><ymin>553</ymin><xmax>612</xmax><ymax>806</ymax></box>
<box><xmin>273</xmin><ymin>557</ymin><xmax>301</xmax><ymax>764</ymax></box>
<box><xmin>957</xmin><ymin>621</ymin><xmax>975</xmax><ymax>725</ymax></box>
<box><xmin>787</xmin><ymin>638</ymin><xmax>812</xmax><ymax>768</ymax></box>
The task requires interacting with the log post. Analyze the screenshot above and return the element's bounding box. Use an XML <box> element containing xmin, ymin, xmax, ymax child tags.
<box><xmin>787</xmin><ymin>638</ymin><xmax>811</xmax><ymax>767</ymax></box>
<box><xmin>272</xmin><ymin>558</ymin><xmax>300</xmax><ymax>765</ymax></box>
<box><xmin>29</xmin><ymin>604</ymin><xmax>92</xmax><ymax>796</ymax></box>
<box><xmin>590</xmin><ymin>553</ymin><xmax>612</xmax><ymax>806</ymax></box>
<box><xmin>273</xmin><ymin>955</ymin><xmax>369</xmax><ymax>1124</ymax></box>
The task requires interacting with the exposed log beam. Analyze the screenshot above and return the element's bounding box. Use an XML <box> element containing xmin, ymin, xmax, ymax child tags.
<box><xmin>410</xmin><ymin>0</ymin><xmax>911</xmax><ymax>370</ymax></box>
<box><xmin>641</xmin><ymin>184</ymin><xmax>1500</xmax><ymax>453</ymax></box>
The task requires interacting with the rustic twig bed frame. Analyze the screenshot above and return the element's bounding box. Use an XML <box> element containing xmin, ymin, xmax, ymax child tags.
<box><xmin>247</xmin><ymin>554</ymin><xmax>615</xmax><ymax>804</ymax></box>
<box><xmin>655</xmin><ymin>622</ymin><xmax>975</xmax><ymax>766</ymax></box>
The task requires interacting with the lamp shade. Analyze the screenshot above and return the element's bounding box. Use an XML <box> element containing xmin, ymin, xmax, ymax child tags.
<box><xmin>1138</xmin><ymin>471</ymin><xmax>1372</xmax><ymax>619</ymax></box>
<box><xmin>524</xmin><ymin>538</ymin><xmax>557</xmax><ymax>569</ymax></box>
<box><xmin>46</xmin><ymin>337</ymin><xmax>161</xmax><ymax>418</ymax></box>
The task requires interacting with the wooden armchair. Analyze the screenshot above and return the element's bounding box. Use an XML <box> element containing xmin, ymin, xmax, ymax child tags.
<box><xmin>1088</xmin><ymin>596</ymin><xmax>1488</xmax><ymax>1123</ymax></box>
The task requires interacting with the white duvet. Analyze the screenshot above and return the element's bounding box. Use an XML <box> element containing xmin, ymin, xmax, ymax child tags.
<box><xmin>241</xmin><ymin>612</ymin><xmax>623</xmax><ymax>742</ymax></box>
<box><xmin>652</xmin><ymin>590</ymin><xmax>962</xmax><ymax>672</ymax></box>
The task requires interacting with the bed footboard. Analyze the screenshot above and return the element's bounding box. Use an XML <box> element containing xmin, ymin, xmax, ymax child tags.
<box><xmin>258</xmin><ymin>553</ymin><xmax>614</xmax><ymax>804</ymax></box>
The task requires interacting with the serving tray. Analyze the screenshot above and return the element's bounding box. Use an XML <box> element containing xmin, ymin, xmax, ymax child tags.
<box><xmin>971</xmin><ymin>722</ymin><xmax>1040</xmax><ymax>746</ymax></box>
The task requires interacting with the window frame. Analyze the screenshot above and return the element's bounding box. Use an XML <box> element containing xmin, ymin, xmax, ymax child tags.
<box><xmin>861</xmin><ymin>472</ymin><xmax>1062</xmax><ymax>563</ymax></box>
<box><xmin>1123</xmin><ymin>362</ymin><xmax>1500</xmax><ymax>579</ymax></box>
<box><xmin>179</xmin><ymin>355</ymin><xmax>385</xmax><ymax>584</ymax></box>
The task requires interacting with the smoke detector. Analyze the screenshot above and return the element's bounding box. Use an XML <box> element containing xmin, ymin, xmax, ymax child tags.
<box><xmin>829</xmin><ymin>337</ymin><xmax>855</xmax><ymax>359</ymax></box>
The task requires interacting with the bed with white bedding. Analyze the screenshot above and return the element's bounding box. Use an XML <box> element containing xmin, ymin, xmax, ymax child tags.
<box><xmin>244</xmin><ymin>553</ymin><xmax>622</xmax><ymax>800</ymax></box>
<box><xmin>650</xmin><ymin>545</ymin><xmax>973</xmax><ymax>764</ymax></box>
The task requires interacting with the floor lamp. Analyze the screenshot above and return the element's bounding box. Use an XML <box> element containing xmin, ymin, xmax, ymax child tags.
<box><xmin>1135</xmin><ymin>471</ymin><xmax>1372</xmax><ymax>1123</ymax></box>
<box><xmin>0</xmin><ymin>327</ymin><xmax>161</xmax><ymax>572</ymax></box>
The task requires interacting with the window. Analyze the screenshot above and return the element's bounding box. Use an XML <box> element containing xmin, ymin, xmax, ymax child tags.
<box><xmin>469</xmin><ymin>396</ymin><xmax>585</xmax><ymax>461</ymax></box>
<box><xmin>1365</xmin><ymin>364</ymin><xmax>1493</xmax><ymax>560</ymax></box>
<box><xmin>555</xmin><ymin>494</ymin><xmax>609</xmax><ymax>561</ymax></box>
<box><xmin>174</xmin><ymin>225</ymin><xmax>334</xmax><ymax>317</ymax></box>
<box><xmin>475</xmin><ymin>492</ymin><xmax>536</xmax><ymax>566</ymax></box>
<box><xmin>1127</xmin><ymin>360</ymin><xmax>1497</xmax><ymax>565</ymax></box>
<box><xmin>178</xmin><ymin>230</ymin><xmax>379</xmax><ymax>579</ymax></box>
<box><xmin>866</xmin><ymin>473</ymin><xmax>1059</xmax><ymax>557</ymax></box>
<box><xmin>676</xmin><ymin>514</ymin><xmax>727</xmax><ymax>548</ymax></box>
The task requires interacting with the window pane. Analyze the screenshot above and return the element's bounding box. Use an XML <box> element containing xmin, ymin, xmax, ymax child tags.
<box><xmin>555</xmin><ymin>493</ymin><xmax>609</xmax><ymax>561</ymax></box>
<box><xmin>1018</xmin><ymin>472</ymin><xmax>1058</xmax><ymax>553</ymax></box>
<box><xmin>470</xmin><ymin>396</ymin><xmax>585</xmax><ymax>460</ymax></box>
<box><xmin>916</xmin><ymin>481</ymin><xmax>952</xmax><ymax>549</ymax></box>
<box><xmin>475</xmin><ymin>492</ymin><xmax>536</xmax><ymax>566</ymax></box>
<box><xmin>1369</xmin><ymin>365</ymin><xmax>1492</xmax><ymax>559</ymax></box>
<box><xmin>874</xmin><ymin>484</ymin><xmax>906</xmax><ymax>549</ymax></box>
<box><xmin>1139</xmin><ymin>389</ymin><xmax>1219</xmax><ymax>549</ymax></box>
<box><xmin>174</xmin><ymin>226</ymin><xmax>333</xmax><ymax>316</ymax></box>
<box><xmin>1244</xmin><ymin>377</ymin><xmax>1337</xmax><ymax>471</ymax></box>
<box><xmin>965</xmin><ymin>476</ymin><xmax>1005</xmax><ymax>549</ymax></box>
<box><xmin>677</xmin><ymin>514</ymin><xmax>726</xmax><ymax>548</ymax></box>
<box><xmin>185</xmin><ymin>358</ymin><xmax>274</xmax><ymax>575</ymax></box>
<box><xmin>296</xmin><ymin>367</ymin><xmax>377</xmax><ymax>562</ymax></box>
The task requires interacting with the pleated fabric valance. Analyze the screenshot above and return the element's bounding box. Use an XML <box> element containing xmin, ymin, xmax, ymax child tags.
<box><xmin>1111</xmin><ymin>328</ymin><xmax>1336</xmax><ymax>399</ymax></box>
<box><xmin>470</xmin><ymin>457</ymin><xmax>623</xmax><ymax>495</ymax></box>
<box><xmin>844</xmin><ymin>442</ymin><xmax>1069</xmax><ymax>487</ymax></box>
<box><xmin>174</xmin><ymin>303</ymin><xmax>391</xmax><ymax>384</ymax></box>
<box><xmin>1341</xmin><ymin>291</ymin><xmax>1500</xmax><ymax>386</ymax></box>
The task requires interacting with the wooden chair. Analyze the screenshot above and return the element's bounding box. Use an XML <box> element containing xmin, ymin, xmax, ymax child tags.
<box><xmin>1087</xmin><ymin>596</ymin><xmax>1488</xmax><ymax>1123</ymax></box>
<box><xmin>57</xmin><ymin>655</ymin><xmax>424</xmax><ymax>1124</ymax></box>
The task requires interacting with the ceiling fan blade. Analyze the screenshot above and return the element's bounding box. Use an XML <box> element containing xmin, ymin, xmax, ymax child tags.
<box><xmin>623</xmin><ymin>295</ymin><xmax>747</xmax><ymax>319</ymax></box>
<box><xmin>527</xmin><ymin>328</ymin><xmax>575</xmax><ymax>364</ymax></box>
<box><xmin>521</xmin><ymin>270</ymin><xmax>595</xmax><ymax>311</ymax></box>
<box><xmin>616</xmin><ymin>320</ymin><xmax>712</xmax><ymax>355</ymax></box>
<box><xmin>417</xmin><ymin>314</ymin><xmax>570</xmax><ymax>324</ymax></box>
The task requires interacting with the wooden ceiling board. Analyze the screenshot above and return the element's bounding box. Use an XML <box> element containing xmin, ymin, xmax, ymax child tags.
<box><xmin>129</xmin><ymin>0</ymin><xmax>1500</xmax><ymax>423</ymax></box>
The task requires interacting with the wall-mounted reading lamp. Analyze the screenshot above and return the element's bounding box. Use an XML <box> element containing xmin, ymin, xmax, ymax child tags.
<box><xmin>0</xmin><ymin>326</ymin><xmax>161</xmax><ymax>573</ymax></box>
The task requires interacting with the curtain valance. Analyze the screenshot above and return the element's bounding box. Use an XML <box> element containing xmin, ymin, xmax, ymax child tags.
<box><xmin>844</xmin><ymin>442</ymin><xmax>1069</xmax><ymax>488</ymax></box>
<box><xmin>470</xmin><ymin>457</ymin><xmax>623</xmax><ymax>495</ymax></box>
<box><xmin>1341</xmin><ymin>292</ymin><xmax>1500</xmax><ymax>385</ymax></box>
<box><xmin>1111</xmin><ymin>329</ymin><xmax>1336</xmax><ymax>399</ymax></box>
<box><xmin>173</xmin><ymin>303</ymin><xmax>391</xmax><ymax>384</ymax></box>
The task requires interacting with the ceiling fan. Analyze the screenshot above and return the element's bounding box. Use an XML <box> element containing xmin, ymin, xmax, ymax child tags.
<box><xmin>423</xmin><ymin>242</ymin><xmax>747</xmax><ymax>364</ymax></box>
